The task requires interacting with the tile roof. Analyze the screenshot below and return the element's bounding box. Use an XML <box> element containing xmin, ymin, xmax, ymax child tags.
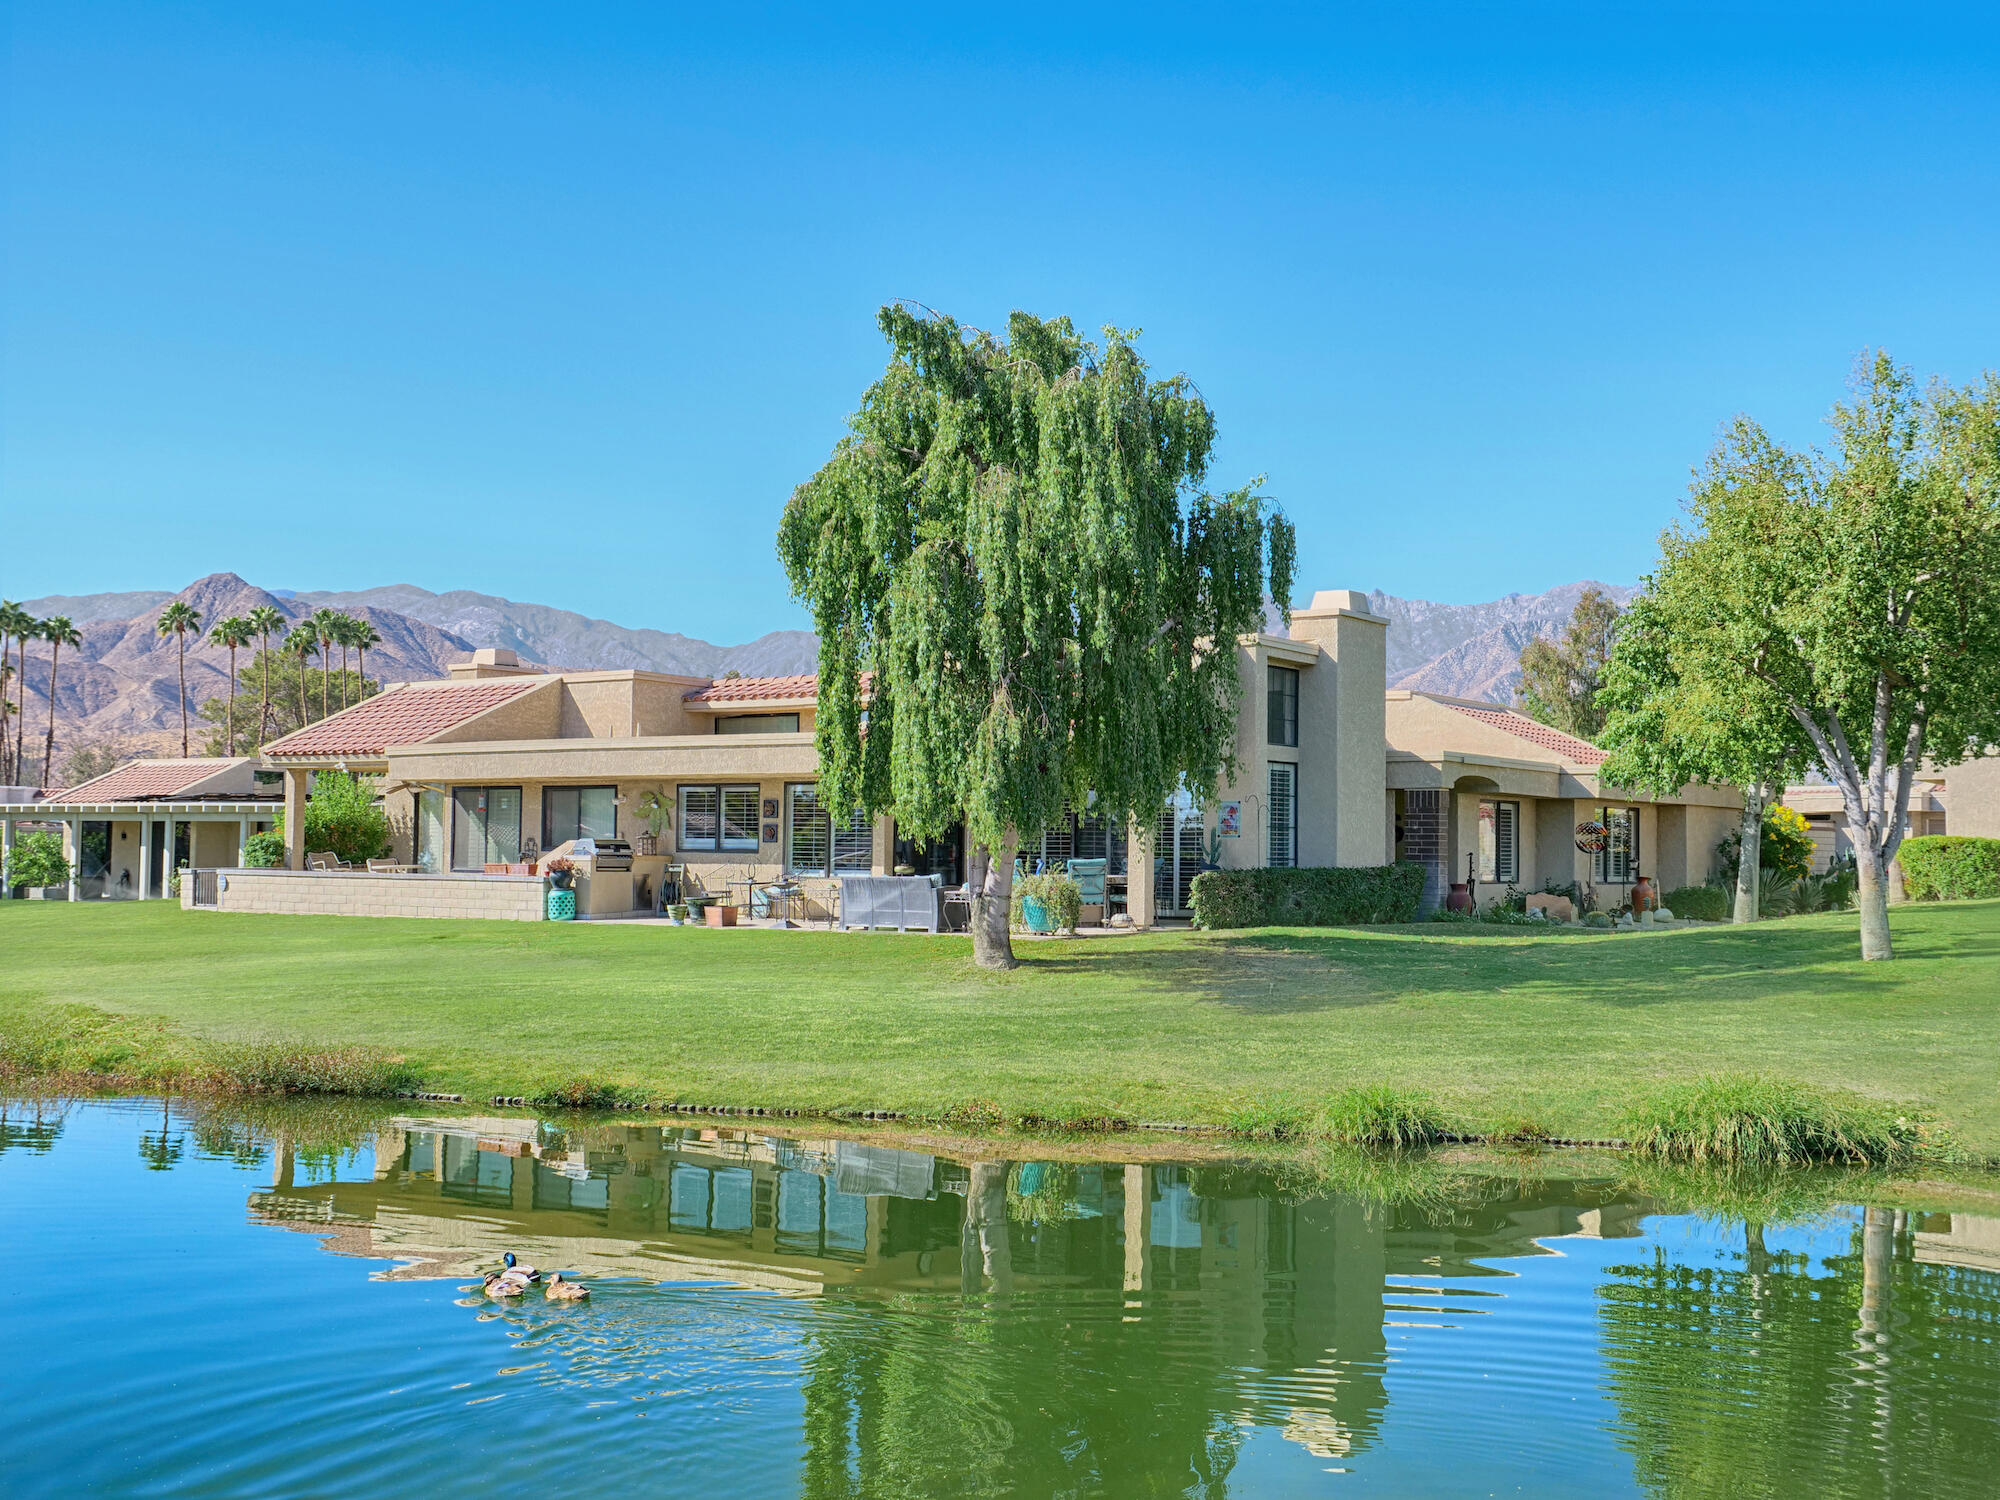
<box><xmin>43</xmin><ymin>760</ymin><xmax>240</xmax><ymax>804</ymax></box>
<box><xmin>1439</xmin><ymin>699</ymin><xmax>1610</xmax><ymax>767</ymax></box>
<box><xmin>684</xmin><ymin>673</ymin><xmax>821</xmax><ymax>704</ymax></box>
<box><xmin>263</xmin><ymin>680</ymin><xmax>541</xmax><ymax>757</ymax></box>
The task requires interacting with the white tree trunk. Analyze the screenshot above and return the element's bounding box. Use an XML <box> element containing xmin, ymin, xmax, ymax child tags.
<box><xmin>968</xmin><ymin>840</ymin><xmax>1018</xmax><ymax>970</ymax></box>
<box><xmin>1854</xmin><ymin>842</ymin><xmax>1894</xmax><ymax>961</ymax></box>
<box><xmin>1733</xmin><ymin>783</ymin><xmax>1765</xmax><ymax>924</ymax></box>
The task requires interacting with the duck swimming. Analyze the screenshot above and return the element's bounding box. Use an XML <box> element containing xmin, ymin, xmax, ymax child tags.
<box><xmin>544</xmin><ymin>1272</ymin><xmax>589</xmax><ymax>1302</ymax></box>
<box><xmin>501</xmin><ymin>1252</ymin><xmax>541</xmax><ymax>1282</ymax></box>
<box><xmin>482</xmin><ymin>1271</ymin><xmax>532</xmax><ymax>1299</ymax></box>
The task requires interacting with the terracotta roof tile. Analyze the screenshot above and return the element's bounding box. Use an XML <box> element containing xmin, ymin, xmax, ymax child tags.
<box><xmin>42</xmin><ymin>760</ymin><xmax>238</xmax><ymax>803</ymax></box>
<box><xmin>1440</xmin><ymin>700</ymin><xmax>1610</xmax><ymax>767</ymax></box>
<box><xmin>684</xmin><ymin>673</ymin><xmax>821</xmax><ymax>704</ymax></box>
<box><xmin>263</xmin><ymin>680</ymin><xmax>540</xmax><ymax>757</ymax></box>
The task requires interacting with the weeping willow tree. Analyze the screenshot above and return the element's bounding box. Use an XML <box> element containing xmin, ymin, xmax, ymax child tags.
<box><xmin>779</xmin><ymin>306</ymin><xmax>1295</xmax><ymax>968</ymax></box>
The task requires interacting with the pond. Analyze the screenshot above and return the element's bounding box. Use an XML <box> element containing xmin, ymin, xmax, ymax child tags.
<box><xmin>3</xmin><ymin>1097</ymin><xmax>1997</xmax><ymax>1498</ymax></box>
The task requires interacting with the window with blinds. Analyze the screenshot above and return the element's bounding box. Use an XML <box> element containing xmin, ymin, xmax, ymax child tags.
<box><xmin>785</xmin><ymin>782</ymin><xmax>875</xmax><ymax>875</ymax></box>
<box><xmin>678</xmin><ymin>785</ymin><xmax>720</xmax><ymax>851</ymax></box>
<box><xmin>721</xmin><ymin>786</ymin><xmax>761</xmax><ymax>851</ymax></box>
<box><xmin>1267</xmin><ymin>665</ymin><xmax>1300</xmax><ymax>747</ymax></box>
<box><xmin>1268</xmin><ymin>763</ymin><xmax>1298</xmax><ymax>867</ymax></box>
<box><xmin>1478</xmin><ymin>799</ymin><xmax>1520</xmax><ymax>883</ymax></box>
<box><xmin>1595</xmin><ymin>806</ymin><xmax>1638</xmax><ymax>884</ymax></box>
<box><xmin>543</xmin><ymin>785</ymin><xmax>617</xmax><ymax>847</ymax></box>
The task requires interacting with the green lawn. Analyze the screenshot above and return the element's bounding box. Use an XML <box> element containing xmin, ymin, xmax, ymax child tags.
<box><xmin>4</xmin><ymin>900</ymin><xmax>1998</xmax><ymax>1150</ymax></box>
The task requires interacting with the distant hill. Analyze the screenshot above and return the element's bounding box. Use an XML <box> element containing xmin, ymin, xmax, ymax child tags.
<box><xmin>7</xmin><ymin>573</ymin><xmax>1630</xmax><ymax>772</ymax></box>
<box><xmin>292</xmin><ymin>584</ymin><xmax>818</xmax><ymax>680</ymax></box>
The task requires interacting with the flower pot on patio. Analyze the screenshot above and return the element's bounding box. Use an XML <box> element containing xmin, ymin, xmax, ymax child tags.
<box><xmin>1022</xmin><ymin>895</ymin><xmax>1055</xmax><ymax>933</ymax></box>
<box><xmin>704</xmin><ymin>903</ymin><xmax>739</xmax><ymax>928</ymax></box>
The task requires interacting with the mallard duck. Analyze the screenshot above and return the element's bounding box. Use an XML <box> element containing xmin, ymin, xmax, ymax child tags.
<box><xmin>482</xmin><ymin>1271</ymin><xmax>532</xmax><ymax>1298</ymax></box>
<box><xmin>502</xmin><ymin>1252</ymin><xmax>541</xmax><ymax>1282</ymax></box>
<box><xmin>544</xmin><ymin>1272</ymin><xmax>589</xmax><ymax>1302</ymax></box>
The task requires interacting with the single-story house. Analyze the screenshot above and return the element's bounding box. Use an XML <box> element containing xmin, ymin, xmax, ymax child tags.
<box><xmin>1782</xmin><ymin>753</ymin><xmax>2000</xmax><ymax>872</ymax></box>
<box><xmin>0</xmin><ymin>758</ymin><xmax>280</xmax><ymax>901</ymax></box>
<box><xmin>1384</xmin><ymin>691</ymin><xmax>1740</xmax><ymax>910</ymax></box>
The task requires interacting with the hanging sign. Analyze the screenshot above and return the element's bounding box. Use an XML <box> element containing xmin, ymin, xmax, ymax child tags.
<box><xmin>1217</xmin><ymin>801</ymin><xmax>1242</xmax><ymax>838</ymax></box>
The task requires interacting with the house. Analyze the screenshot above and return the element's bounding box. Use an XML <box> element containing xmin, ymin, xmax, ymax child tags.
<box><xmin>169</xmin><ymin>585</ymin><xmax>1739</xmax><ymax>924</ymax></box>
<box><xmin>0</xmin><ymin>758</ymin><xmax>280</xmax><ymax>901</ymax></box>
<box><xmin>1780</xmin><ymin>752</ymin><xmax>2000</xmax><ymax>872</ymax></box>
<box><xmin>1384</xmin><ymin>691</ymin><xmax>1739</xmax><ymax>909</ymax></box>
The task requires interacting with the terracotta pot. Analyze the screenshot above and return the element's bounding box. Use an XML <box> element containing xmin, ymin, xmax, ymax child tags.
<box><xmin>1446</xmin><ymin>882</ymin><xmax>1473</xmax><ymax>914</ymax></box>
<box><xmin>1632</xmin><ymin>874</ymin><xmax>1656</xmax><ymax>913</ymax></box>
<box><xmin>704</xmin><ymin>904</ymin><xmax>738</xmax><ymax>928</ymax></box>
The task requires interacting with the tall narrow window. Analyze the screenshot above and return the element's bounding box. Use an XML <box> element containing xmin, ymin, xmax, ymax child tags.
<box><xmin>785</xmin><ymin>783</ymin><xmax>874</xmax><ymax>875</ymax></box>
<box><xmin>543</xmin><ymin>785</ymin><xmax>618</xmax><ymax>848</ymax></box>
<box><xmin>1267</xmin><ymin>665</ymin><xmax>1300</xmax><ymax>748</ymax></box>
<box><xmin>721</xmin><ymin>785</ymin><xmax>761</xmax><ymax>850</ymax></box>
<box><xmin>1595</xmin><ymin>806</ymin><xmax>1638</xmax><ymax>883</ymax></box>
<box><xmin>1268</xmin><ymin>762</ymin><xmax>1298</xmax><ymax>868</ymax></box>
<box><xmin>1478</xmin><ymin>799</ymin><xmax>1520</xmax><ymax>883</ymax></box>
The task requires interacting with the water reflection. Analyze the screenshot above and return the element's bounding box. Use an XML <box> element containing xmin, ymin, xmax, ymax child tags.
<box><xmin>8</xmin><ymin>1097</ymin><xmax>2000</xmax><ymax>1499</ymax></box>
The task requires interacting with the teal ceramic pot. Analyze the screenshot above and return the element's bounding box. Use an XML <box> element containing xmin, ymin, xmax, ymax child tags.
<box><xmin>1022</xmin><ymin>895</ymin><xmax>1054</xmax><ymax>933</ymax></box>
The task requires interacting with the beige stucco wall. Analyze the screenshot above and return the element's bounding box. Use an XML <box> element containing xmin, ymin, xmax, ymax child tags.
<box><xmin>425</xmin><ymin>679</ymin><xmax>564</xmax><ymax>744</ymax></box>
<box><xmin>1941</xmin><ymin>753</ymin><xmax>2000</xmax><ymax>838</ymax></box>
<box><xmin>188</xmin><ymin>869</ymin><xmax>548</xmax><ymax>921</ymax></box>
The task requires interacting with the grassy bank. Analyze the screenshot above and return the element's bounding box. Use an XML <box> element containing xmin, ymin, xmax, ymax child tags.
<box><xmin>3</xmin><ymin>900</ymin><xmax>1998</xmax><ymax>1153</ymax></box>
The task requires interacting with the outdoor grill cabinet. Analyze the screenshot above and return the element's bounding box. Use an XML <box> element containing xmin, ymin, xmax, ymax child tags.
<box><xmin>837</xmin><ymin>873</ymin><xmax>941</xmax><ymax>932</ymax></box>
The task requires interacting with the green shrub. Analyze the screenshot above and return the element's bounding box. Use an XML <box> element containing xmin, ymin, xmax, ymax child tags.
<box><xmin>1623</xmin><ymin>1074</ymin><xmax>1923</xmax><ymax>1167</ymax></box>
<box><xmin>1190</xmin><ymin>863</ymin><xmax>1424</xmax><ymax>929</ymax></box>
<box><xmin>275</xmin><ymin>769</ymin><xmax>391</xmax><ymax>867</ymax></box>
<box><xmin>1717</xmin><ymin>805</ymin><xmax>1816</xmax><ymax>885</ymax></box>
<box><xmin>1898</xmin><ymin>836</ymin><xmax>2000</xmax><ymax>901</ymax></box>
<box><xmin>1316</xmin><ymin>1085</ymin><xmax>1450</xmax><ymax>1147</ymax></box>
<box><xmin>1584</xmin><ymin>911</ymin><xmax>1614</xmax><ymax>929</ymax></box>
<box><xmin>1477</xmin><ymin>903</ymin><xmax>1544</xmax><ymax>926</ymax></box>
<box><xmin>1011</xmin><ymin>870</ymin><xmax>1082</xmax><ymax>933</ymax></box>
<box><xmin>529</xmin><ymin>1076</ymin><xmax>626</xmax><ymax>1110</ymax></box>
<box><xmin>5</xmin><ymin>830</ymin><xmax>71</xmax><ymax>890</ymax></box>
<box><xmin>1663</xmin><ymin>884</ymin><xmax>1728</xmax><ymax>922</ymax></box>
<box><xmin>241</xmin><ymin>830</ymin><xmax>286</xmax><ymax>868</ymax></box>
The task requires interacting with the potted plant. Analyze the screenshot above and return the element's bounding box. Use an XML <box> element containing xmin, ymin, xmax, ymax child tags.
<box><xmin>632</xmin><ymin>789</ymin><xmax>670</xmax><ymax>857</ymax></box>
<box><xmin>665</xmin><ymin>902</ymin><xmax>690</xmax><ymax>925</ymax></box>
<box><xmin>1011</xmin><ymin>870</ymin><xmax>1082</xmax><ymax>935</ymax></box>
<box><xmin>545</xmin><ymin>855</ymin><xmax>576</xmax><ymax>891</ymax></box>
<box><xmin>704</xmin><ymin>901</ymin><xmax>739</xmax><ymax>928</ymax></box>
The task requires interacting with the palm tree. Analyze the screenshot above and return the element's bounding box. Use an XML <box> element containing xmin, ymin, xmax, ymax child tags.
<box><xmin>285</xmin><ymin>627</ymin><xmax>318</xmax><ymax>728</ymax></box>
<box><xmin>38</xmin><ymin>615</ymin><xmax>81</xmax><ymax>788</ymax></box>
<box><xmin>0</xmin><ymin>599</ymin><xmax>22</xmax><ymax>784</ymax></box>
<box><xmin>310</xmin><ymin>609</ymin><xmax>341</xmax><ymax>722</ymax></box>
<box><xmin>0</xmin><ymin>601</ymin><xmax>32</xmax><ymax>784</ymax></box>
<box><xmin>155</xmin><ymin>601</ymin><xmax>203</xmax><ymax>758</ymax></box>
<box><xmin>207</xmin><ymin>616</ymin><xmax>254</xmax><ymax>755</ymax></box>
<box><xmin>330</xmin><ymin>613</ymin><xmax>357</xmax><ymax>711</ymax></box>
<box><xmin>349</xmin><ymin>617</ymin><xmax>382</xmax><ymax>703</ymax></box>
<box><xmin>246</xmin><ymin>604</ymin><xmax>286</xmax><ymax>743</ymax></box>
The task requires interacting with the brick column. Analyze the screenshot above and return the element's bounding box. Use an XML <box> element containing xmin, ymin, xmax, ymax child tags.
<box><xmin>1402</xmin><ymin>788</ymin><xmax>1447</xmax><ymax>912</ymax></box>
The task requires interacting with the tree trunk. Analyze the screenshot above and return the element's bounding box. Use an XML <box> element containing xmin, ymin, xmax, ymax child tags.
<box><xmin>257</xmin><ymin>640</ymin><xmax>270</xmax><ymax>743</ymax></box>
<box><xmin>962</xmin><ymin>1161</ymin><xmax>1013</xmax><ymax>1295</ymax></box>
<box><xmin>1733</xmin><ymin>782</ymin><xmax>1764</xmax><ymax>923</ymax></box>
<box><xmin>1854</xmin><ymin>842</ymin><xmax>1894</xmax><ymax>961</ymax></box>
<box><xmin>224</xmin><ymin>647</ymin><xmax>237</xmax><ymax>756</ymax></box>
<box><xmin>40</xmin><ymin>644</ymin><xmax>60</xmax><ymax>787</ymax></box>
<box><xmin>968</xmin><ymin>840</ymin><xmax>1018</xmax><ymax>970</ymax></box>
<box><xmin>177</xmin><ymin>636</ymin><xmax>189</xmax><ymax>757</ymax></box>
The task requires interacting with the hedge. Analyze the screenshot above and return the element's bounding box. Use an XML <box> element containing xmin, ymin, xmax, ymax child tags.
<box><xmin>1662</xmin><ymin>885</ymin><xmax>1729</xmax><ymax>922</ymax></box>
<box><xmin>1898</xmin><ymin>836</ymin><xmax>2000</xmax><ymax>901</ymax></box>
<box><xmin>1188</xmin><ymin>863</ymin><xmax>1425</xmax><ymax>929</ymax></box>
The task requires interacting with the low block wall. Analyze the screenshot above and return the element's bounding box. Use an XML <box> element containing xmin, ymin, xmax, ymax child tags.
<box><xmin>183</xmin><ymin>869</ymin><xmax>548</xmax><ymax>921</ymax></box>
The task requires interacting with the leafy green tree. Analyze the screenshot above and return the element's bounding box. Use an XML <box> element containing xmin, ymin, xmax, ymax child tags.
<box><xmin>199</xmin><ymin>648</ymin><xmax>373</xmax><ymax>753</ymax></box>
<box><xmin>37</xmin><ymin>615</ymin><xmax>81</xmax><ymax>788</ymax></box>
<box><xmin>1600</xmin><ymin>590</ymin><xmax>1814</xmax><ymax>923</ymax></box>
<box><xmin>780</xmin><ymin>306</ymin><xmax>1295</xmax><ymax>968</ymax></box>
<box><xmin>245</xmin><ymin>604</ymin><xmax>287</xmax><ymax>743</ymax></box>
<box><xmin>6</xmin><ymin>828</ymin><xmax>71</xmax><ymax>890</ymax></box>
<box><xmin>206</xmin><ymin>615</ymin><xmax>254</xmax><ymax>755</ymax></box>
<box><xmin>1600</xmin><ymin>354</ymin><xmax>2000</xmax><ymax>959</ymax></box>
<box><xmin>1515</xmin><ymin>586</ymin><xmax>1621</xmax><ymax>739</ymax></box>
<box><xmin>273</xmin><ymin>769</ymin><xmax>391</xmax><ymax>865</ymax></box>
<box><xmin>155</xmin><ymin>600</ymin><xmax>203</xmax><ymax>757</ymax></box>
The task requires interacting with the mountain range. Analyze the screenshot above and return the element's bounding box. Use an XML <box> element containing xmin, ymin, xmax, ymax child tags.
<box><xmin>6</xmin><ymin>574</ymin><xmax>1631</xmax><ymax>769</ymax></box>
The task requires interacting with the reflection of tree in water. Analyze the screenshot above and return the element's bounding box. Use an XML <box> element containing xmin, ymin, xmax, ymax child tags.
<box><xmin>0</xmin><ymin>1098</ymin><xmax>69</xmax><ymax>1156</ymax></box>
<box><xmin>137</xmin><ymin>1096</ymin><xmax>184</xmax><ymax>1171</ymax></box>
<box><xmin>1599</xmin><ymin>1209</ymin><xmax>2000</xmax><ymax>1499</ymax></box>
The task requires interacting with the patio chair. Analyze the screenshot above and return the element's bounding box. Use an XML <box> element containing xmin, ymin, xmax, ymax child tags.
<box><xmin>365</xmin><ymin>858</ymin><xmax>402</xmax><ymax>873</ymax></box>
<box><xmin>307</xmin><ymin>851</ymin><xmax>351</xmax><ymax>872</ymax></box>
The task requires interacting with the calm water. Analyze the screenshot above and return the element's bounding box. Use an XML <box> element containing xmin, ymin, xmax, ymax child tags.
<box><xmin>3</xmin><ymin>1099</ymin><xmax>1997</xmax><ymax>1498</ymax></box>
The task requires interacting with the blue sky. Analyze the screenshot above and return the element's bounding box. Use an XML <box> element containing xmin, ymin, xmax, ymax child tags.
<box><xmin>6</xmin><ymin>4</ymin><xmax>1998</xmax><ymax>641</ymax></box>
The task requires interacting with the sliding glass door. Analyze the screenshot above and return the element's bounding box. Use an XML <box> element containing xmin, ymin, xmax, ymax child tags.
<box><xmin>452</xmin><ymin>786</ymin><xmax>521</xmax><ymax>870</ymax></box>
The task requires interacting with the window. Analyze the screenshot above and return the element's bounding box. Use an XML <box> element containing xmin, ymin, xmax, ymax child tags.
<box><xmin>451</xmin><ymin>786</ymin><xmax>521</xmax><ymax>869</ymax></box>
<box><xmin>1478</xmin><ymin>800</ymin><xmax>1519</xmax><ymax>884</ymax></box>
<box><xmin>679</xmin><ymin>784</ymin><xmax>761</xmax><ymax>851</ymax></box>
<box><xmin>543</xmin><ymin>785</ymin><xmax>617</xmax><ymax>847</ymax></box>
<box><xmin>786</xmin><ymin>782</ymin><xmax>875</xmax><ymax>875</ymax></box>
<box><xmin>415</xmin><ymin>789</ymin><xmax>446</xmax><ymax>872</ymax></box>
<box><xmin>1595</xmin><ymin>806</ymin><xmax>1638</xmax><ymax>884</ymax></box>
<box><xmin>1267</xmin><ymin>665</ymin><xmax>1300</xmax><ymax>747</ymax></box>
<box><xmin>715</xmin><ymin>713</ymin><xmax>800</xmax><ymax>735</ymax></box>
<box><xmin>1268</xmin><ymin>762</ymin><xmax>1298</xmax><ymax>868</ymax></box>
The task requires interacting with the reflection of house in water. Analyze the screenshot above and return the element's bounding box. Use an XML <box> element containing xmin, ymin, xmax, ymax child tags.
<box><xmin>249</xmin><ymin>1117</ymin><xmax>1656</xmax><ymax>1486</ymax></box>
